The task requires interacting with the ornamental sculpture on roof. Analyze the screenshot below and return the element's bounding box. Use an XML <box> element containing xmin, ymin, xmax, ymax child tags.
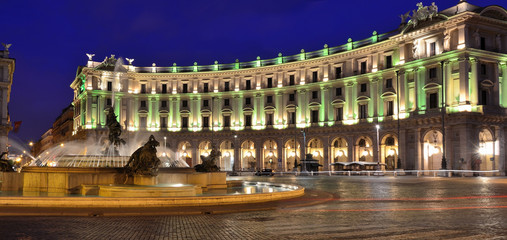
<box><xmin>401</xmin><ymin>2</ymin><xmax>439</xmax><ymax>27</ymax></box>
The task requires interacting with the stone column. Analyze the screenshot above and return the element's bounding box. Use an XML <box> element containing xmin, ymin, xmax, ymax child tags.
<box><xmin>256</xmin><ymin>139</ymin><xmax>262</xmax><ymax>171</ymax></box>
<box><xmin>459</xmin><ymin>56</ymin><xmax>471</xmax><ymax>104</ymax></box>
<box><xmin>192</xmin><ymin>140</ymin><xmax>198</xmax><ymax>166</ymax></box>
<box><xmin>255</xmin><ymin>93</ymin><xmax>263</xmax><ymax>127</ymax></box>
<box><xmin>276</xmin><ymin>92</ymin><xmax>283</xmax><ymax>125</ymax></box>
<box><xmin>500</xmin><ymin>62</ymin><xmax>507</xmax><ymax>107</ymax></box>
<box><xmin>416</xmin><ymin>129</ymin><xmax>422</xmax><ymax>170</ymax></box>
<box><xmin>415</xmin><ymin>67</ymin><xmax>425</xmax><ymax>110</ymax></box>
<box><xmin>276</xmin><ymin>138</ymin><xmax>284</xmax><ymax>171</ymax></box>
<box><xmin>371</xmin><ymin>77</ymin><xmax>380</xmax><ymax>118</ymax></box>
<box><xmin>321</xmin><ymin>86</ymin><xmax>330</xmax><ymax>123</ymax></box>
<box><xmin>457</xmin><ymin>124</ymin><xmax>472</xmax><ymax>170</ymax></box>
<box><xmin>234</xmin><ymin>137</ymin><xmax>240</xmax><ymax>171</ymax></box>
<box><xmin>86</xmin><ymin>95</ymin><xmax>93</xmax><ymax>126</ymax></box>
<box><xmin>399</xmin><ymin>128</ymin><xmax>406</xmax><ymax>169</ymax></box>
<box><xmin>497</xmin><ymin>126</ymin><xmax>506</xmax><ymax>175</ymax></box>
<box><xmin>345</xmin><ymin>82</ymin><xmax>355</xmax><ymax>120</ymax></box>
<box><xmin>322</xmin><ymin>136</ymin><xmax>330</xmax><ymax>171</ymax></box>
<box><xmin>398</xmin><ymin>70</ymin><xmax>406</xmax><ymax>115</ymax></box>
<box><xmin>445</xmin><ymin>60</ymin><xmax>454</xmax><ymax>106</ymax></box>
<box><xmin>469</xmin><ymin>58</ymin><xmax>479</xmax><ymax>105</ymax></box>
<box><xmin>297</xmin><ymin>89</ymin><xmax>306</xmax><ymax>125</ymax></box>
<box><xmin>348</xmin><ymin>136</ymin><xmax>354</xmax><ymax>162</ymax></box>
<box><xmin>172</xmin><ymin>98</ymin><xmax>179</xmax><ymax>129</ymax></box>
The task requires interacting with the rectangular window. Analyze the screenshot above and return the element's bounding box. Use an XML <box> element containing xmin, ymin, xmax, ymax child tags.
<box><xmin>386</xmin><ymin>79</ymin><xmax>393</xmax><ymax>88</ymax></box>
<box><xmin>289</xmin><ymin>94</ymin><xmax>295</xmax><ymax>101</ymax></box>
<box><xmin>336</xmin><ymin>107</ymin><xmax>343</xmax><ymax>121</ymax></box>
<box><xmin>140</xmin><ymin>100</ymin><xmax>146</xmax><ymax>108</ymax></box>
<box><xmin>429</xmin><ymin>93</ymin><xmax>438</xmax><ymax>109</ymax></box>
<box><xmin>224</xmin><ymin>115</ymin><xmax>231</xmax><ymax>127</ymax></box>
<box><xmin>160</xmin><ymin>117</ymin><xmax>167</xmax><ymax>128</ymax></box>
<box><xmin>360</xmin><ymin>61</ymin><xmax>367</xmax><ymax>74</ymax></box>
<box><xmin>386</xmin><ymin>56</ymin><xmax>393</xmax><ymax>69</ymax></box>
<box><xmin>224</xmin><ymin>99</ymin><xmax>230</xmax><ymax>106</ymax></box>
<box><xmin>245</xmin><ymin>98</ymin><xmax>251</xmax><ymax>105</ymax></box>
<box><xmin>387</xmin><ymin>101</ymin><xmax>394</xmax><ymax>116</ymax></box>
<box><xmin>360</xmin><ymin>83</ymin><xmax>367</xmax><ymax>92</ymax></box>
<box><xmin>480</xmin><ymin>89</ymin><xmax>488</xmax><ymax>105</ymax></box>
<box><xmin>245</xmin><ymin>115</ymin><xmax>252</xmax><ymax>127</ymax></box>
<box><xmin>140</xmin><ymin>117</ymin><xmax>147</xmax><ymax>128</ymax></box>
<box><xmin>245</xmin><ymin>80</ymin><xmax>251</xmax><ymax>90</ymax></box>
<box><xmin>289</xmin><ymin>112</ymin><xmax>296</xmax><ymax>124</ymax></box>
<box><xmin>266</xmin><ymin>113</ymin><xmax>274</xmax><ymax>126</ymax></box>
<box><xmin>335</xmin><ymin>87</ymin><xmax>342</xmax><ymax>96</ymax></box>
<box><xmin>480</xmin><ymin>64</ymin><xmax>487</xmax><ymax>75</ymax></box>
<box><xmin>359</xmin><ymin>105</ymin><xmax>367</xmax><ymax>119</ymax></box>
<box><xmin>267</xmin><ymin>78</ymin><xmax>273</xmax><ymax>88</ymax></box>
<box><xmin>480</xmin><ymin>37</ymin><xmax>486</xmax><ymax>50</ymax></box>
<box><xmin>202</xmin><ymin>116</ymin><xmax>209</xmax><ymax>128</ymax></box>
<box><xmin>430</xmin><ymin>42</ymin><xmax>436</xmax><ymax>56</ymax></box>
<box><xmin>203</xmin><ymin>83</ymin><xmax>209</xmax><ymax>93</ymax></box>
<box><xmin>335</xmin><ymin>67</ymin><xmax>342</xmax><ymax>79</ymax></box>
<box><xmin>182</xmin><ymin>100</ymin><xmax>188</xmax><ymax>108</ymax></box>
<box><xmin>161</xmin><ymin>100</ymin><xmax>167</xmax><ymax>108</ymax></box>
<box><xmin>312</xmin><ymin>91</ymin><xmax>318</xmax><ymax>99</ymax></box>
<box><xmin>106</xmin><ymin>98</ymin><xmax>112</xmax><ymax>106</ymax></box>
<box><xmin>107</xmin><ymin>81</ymin><xmax>112</xmax><ymax>91</ymax></box>
<box><xmin>429</xmin><ymin>68</ymin><xmax>437</xmax><ymax>79</ymax></box>
<box><xmin>312</xmin><ymin>71</ymin><xmax>318</xmax><ymax>82</ymax></box>
<box><xmin>141</xmin><ymin>84</ymin><xmax>146</xmax><ymax>94</ymax></box>
<box><xmin>182</xmin><ymin>83</ymin><xmax>188</xmax><ymax>93</ymax></box>
<box><xmin>181</xmin><ymin>116</ymin><xmax>188</xmax><ymax>128</ymax></box>
<box><xmin>162</xmin><ymin>84</ymin><xmax>167</xmax><ymax>93</ymax></box>
<box><xmin>311</xmin><ymin>110</ymin><xmax>319</xmax><ymax>123</ymax></box>
<box><xmin>203</xmin><ymin>100</ymin><xmax>209</xmax><ymax>107</ymax></box>
<box><xmin>266</xmin><ymin>95</ymin><xmax>273</xmax><ymax>104</ymax></box>
<box><xmin>289</xmin><ymin>75</ymin><xmax>295</xmax><ymax>85</ymax></box>
<box><xmin>224</xmin><ymin>82</ymin><xmax>230</xmax><ymax>91</ymax></box>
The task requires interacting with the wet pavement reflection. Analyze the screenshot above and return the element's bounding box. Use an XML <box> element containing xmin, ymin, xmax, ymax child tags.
<box><xmin>0</xmin><ymin>176</ymin><xmax>506</xmax><ymax>239</ymax></box>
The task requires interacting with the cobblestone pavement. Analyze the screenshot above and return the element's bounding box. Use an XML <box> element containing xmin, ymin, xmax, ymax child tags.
<box><xmin>1</xmin><ymin>176</ymin><xmax>506</xmax><ymax>239</ymax></box>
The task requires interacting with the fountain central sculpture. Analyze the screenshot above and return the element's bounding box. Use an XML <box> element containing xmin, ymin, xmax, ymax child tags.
<box><xmin>124</xmin><ymin>135</ymin><xmax>161</xmax><ymax>176</ymax></box>
<box><xmin>194</xmin><ymin>146</ymin><xmax>220</xmax><ymax>172</ymax></box>
<box><xmin>104</xmin><ymin>106</ymin><xmax>126</xmax><ymax>156</ymax></box>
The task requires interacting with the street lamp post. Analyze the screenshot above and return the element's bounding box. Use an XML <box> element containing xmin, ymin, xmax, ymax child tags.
<box><xmin>376</xmin><ymin>124</ymin><xmax>380</xmax><ymax>171</ymax></box>
<box><xmin>231</xmin><ymin>134</ymin><xmax>238</xmax><ymax>175</ymax></box>
<box><xmin>440</xmin><ymin>61</ymin><xmax>447</xmax><ymax>170</ymax></box>
<box><xmin>395</xmin><ymin>70</ymin><xmax>402</xmax><ymax>169</ymax></box>
<box><xmin>301</xmin><ymin>128</ymin><xmax>307</xmax><ymax>174</ymax></box>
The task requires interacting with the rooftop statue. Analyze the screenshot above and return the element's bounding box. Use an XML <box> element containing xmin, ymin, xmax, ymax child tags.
<box><xmin>1</xmin><ymin>43</ymin><xmax>11</xmax><ymax>51</ymax></box>
<box><xmin>95</xmin><ymin>54</ymin><xmax>126</xmax><ymax>71</ymax></box>
<box><xmin>194</xmin><ymin>146</ymin><xmax>220</xmax><ymax>172</ymax></box>
<box><xmin>124</xmin><ymin>135</ymin><xmax>161</xmax><ymax>176</ymax></box>
<box><xmin>404</xmin><ymin>2</ymin><xmax>439</xmax><ymax>27</ymax></box>
<box><xmin>86</xmin><ymin>53</ymin><xmax>95</xmax><ymax>61</ymax></box>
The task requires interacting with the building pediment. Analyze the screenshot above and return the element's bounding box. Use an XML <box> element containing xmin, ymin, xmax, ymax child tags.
<box><xmin>480</xmin><ymin>6</ymin><xmax>507</xmax><ymax>21</ymax></box>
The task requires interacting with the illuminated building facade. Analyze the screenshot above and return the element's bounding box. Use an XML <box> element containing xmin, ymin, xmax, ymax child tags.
<box><xmin>0</xmin><ymin>44</ymin><xmax>14</xmax><ymax>153</ymax></box>
<box><xmin>71</xmin><ymin>2</ymin><xmax>507</xmax><ymax>174</ymax></box>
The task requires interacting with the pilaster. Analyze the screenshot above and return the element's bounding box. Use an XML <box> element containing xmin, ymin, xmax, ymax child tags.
<box><xmin>459</xmin><ymin>56</ymin><xmax>471</xmax><ymax>104</ymax></box>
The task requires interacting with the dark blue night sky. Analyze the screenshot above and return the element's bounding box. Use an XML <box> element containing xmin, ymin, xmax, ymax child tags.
<box><xmin>2</xmin><ymin>0</ymin><xmax>503</xmax><ymax>145</ymax></box>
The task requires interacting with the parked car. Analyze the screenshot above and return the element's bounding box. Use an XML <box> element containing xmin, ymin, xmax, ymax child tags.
<box><xmin>255</xmin><ymin>169</ymin><xmax>274</xmax><ymax>176</ymax></box>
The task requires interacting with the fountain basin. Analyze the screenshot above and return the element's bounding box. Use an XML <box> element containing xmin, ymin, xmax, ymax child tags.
<box><xmin>0</xmin><ymin>181</ymin><xmax>304</xmax><ymax>208</ymax></box>
<box><xmin>1</xmin><ymin>167</ymin><xmax>226</xmax><ymax>194</ymax></box>
<box><xmin>82</xmin><ymin>184</ymin><xmax>202</xmax><ymax>197</ymax></box>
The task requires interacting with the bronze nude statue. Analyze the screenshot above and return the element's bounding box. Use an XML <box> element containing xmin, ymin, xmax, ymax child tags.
<box><xmin>124</xmin><ymin>135</ymin><xmax>161</xmax><ymax>176</ymax></box>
